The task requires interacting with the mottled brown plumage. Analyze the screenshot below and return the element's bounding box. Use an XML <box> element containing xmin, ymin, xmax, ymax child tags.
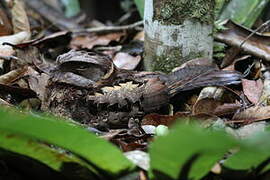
<box><xmin>42</xmin><ymin>50</ymin><xmax>242</xmax><ymax>129</ymax></box>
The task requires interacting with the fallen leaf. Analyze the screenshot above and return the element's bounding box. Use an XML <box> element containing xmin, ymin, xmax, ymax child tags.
<box><xmin>221</xmin><ymin>47</ymin><xmax>241</xmax><ymax>68</ymax></box>
<box><xmin>0</xmin><ymin>83</ymin><xmax>36</xmax><ymax>99</ymax></box>
<box><xmin>70</xmin><ymin>32</ymin><xmax>125</xmax><ymax>49</ymax></box>
<box><xmin>120</xmin><ymin>40</ymin><xmax>143</xmax><ymax>55</ymax></box>
<box><xmin>124</xmin><ymin>150</ymin><xmax>149</xmax><ymax>170</ymax></box>
<box><xmin>141</xmin><ymin>112</ymin><xmax>189</xmax><ymax>127</ymax></box>
<box><xmin>100</xmin><ymin>129</ymin><xmax>125</xmax><ymax>141</ymax></box>
<box><xmin>27</xmin><ymin>67</ymin><xmax>50</xmax><ymax>102</ymax></box>
<box><xmin>242</xmin><ymin>79</ymin><xmax>263</xmax><ymax>104</ymax></box>
<box><xmin>11</xmin><ymin>0</ymin><xmax>30</xmax><ymax>38</ymax></box>
<box><xmin>113</xmin><ymin>52</ymin><xmax>141</xmax><ymax>70</ymax></box>
<box><xmin>193</xmin><ymin>98</ymin><xmax>223</xmax><ymax>115</ymax></box>
<box><xmin>232</xmin><ymin>106</ymin><xmax>270</xmax><ymax>123</ymax></box>
<box><xmin>215</xmin><ymin>20</ymin><xmax>270</xmax><ymax>61</ymax></box>
<box><xmin>0</xmin><ymin>31</ymin><xmax>29</xmax><ymax>56</ymax></box>
<box><xmin>133</xmin><ymin>31</ymin><xmax>144</xmax><ymax>41</ymax></box>
<box><xmin>0</xmin><ymin>5</ymin><xmax>13</xmax><ymax>36</ymax></box>
<box><xmin>0</xmin><ymin>66</ymin><xmax>28</xmax><ymax>84</ymax></box>
<box><xmin>14</xmin><ymin>31</ymin><xmax>71</xmax><ymax>49</ymax></box>
<box><xmin>213</xmin><ymin>103</ymin><xmax>242</xmax><ymax>116</ymax></box>
<box><xmin>172</xmin><ymin>58</ymin><xmax>215</xmax><ymax>72</ymax></box>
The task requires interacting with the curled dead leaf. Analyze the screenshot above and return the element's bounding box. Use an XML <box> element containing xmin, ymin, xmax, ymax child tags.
<box><xmin>70</xmin><ymin>32</ymin><xmax>125</xmax><ymax>50</ymax></box>
<box><xmin>11</xmin><ymin>0</ymin><xmax>30</xmax><ymax>38</ymax></box>
<box><xmin>0</xmin><ymin>66</ymin><xmax>28</xmax><ymax>84</ymax></box>
<box><xmin>232</xmin><ymin>106</ymin><xmax>270</xmax><ymax>124</ymax></box>
<box><xmin>113</xmin><ymin>52</ymin><xmax>141</xmax><ymax>70</ymax></box>
<box><xmin>242</xmin><ymin>79</ymin><xmax>263</xmax><ymax>104</ymax></box>
<box><xmin>215</xmin><ymin>20</ymin><xmax>270</xmax><ymax>61</ymax></box>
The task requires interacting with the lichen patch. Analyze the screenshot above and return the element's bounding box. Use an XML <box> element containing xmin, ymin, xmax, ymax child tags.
<box><xmin>154</xmin><ymin>0</ymin><xmax>215</xmax><ymax>25</ymax></box>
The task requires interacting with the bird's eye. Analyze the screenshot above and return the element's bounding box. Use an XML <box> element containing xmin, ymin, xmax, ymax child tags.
<box><xmin>76</xmin><ymin>65</ymin><xmax>89</xmax><ymax>71</ymax></box>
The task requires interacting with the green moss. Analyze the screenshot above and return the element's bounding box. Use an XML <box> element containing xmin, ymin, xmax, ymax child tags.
<box><xmin>213</xmin><ymin>42</ymin><xmax>226</xmax><ymax>60</ymax></box>
<box><xmin>151</xmin><ymin>48</ymin><xmax>182</xmax><ymax>73</ymax></box>
<box><xmin>181</xmin><ymin>51</ymin><xmax>206</xmax><ymax>63</ymax></box>
<box><xmin>154</xmin><ymin>0</ymin><xmax>215</xmax><ymax>25</ymax></box>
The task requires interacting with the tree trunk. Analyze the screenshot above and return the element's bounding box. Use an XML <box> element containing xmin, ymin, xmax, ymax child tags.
<box><xmin>144</xmin><ymin>0</ymin><xmax>215</xmax><ymax>73</ymax></box>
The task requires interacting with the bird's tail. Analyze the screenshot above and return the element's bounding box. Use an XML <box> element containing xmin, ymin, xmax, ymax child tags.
<box><xmin>167</xmin><ymin>65</ymin><xmax>243</xmax><ymax>97</ymax></box>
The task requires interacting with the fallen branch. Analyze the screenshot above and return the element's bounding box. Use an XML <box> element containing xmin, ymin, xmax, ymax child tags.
<box><xmin>73</xmin><ymin>20</ymin><xmax>144</xmax><ymax>34</ymax></box>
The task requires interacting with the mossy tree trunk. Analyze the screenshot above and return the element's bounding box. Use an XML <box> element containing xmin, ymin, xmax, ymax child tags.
<box><xmin>144</xmin><ymin>0</ymin><xmax>215</xmax><ymax>73</ymax></box>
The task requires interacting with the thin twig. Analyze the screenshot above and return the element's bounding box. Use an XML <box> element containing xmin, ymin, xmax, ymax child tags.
<box><xmin>73</xmin><ymin>20</ymin><xmax>144</xmax><ymax>34</ymax></box>
<box><xmin>240</xmin><ymin>20</ymin><xmax>270</xmax><ymax>48</ymax></box>
<box><xmin>93</xmin><ymin>46</ymin><xmax>122</xmax><ymax>51</ymax></box>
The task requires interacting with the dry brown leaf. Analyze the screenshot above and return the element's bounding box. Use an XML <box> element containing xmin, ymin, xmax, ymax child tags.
<box><xmin>133</xmin><ymin>31</ymin><xmax>144</xmax><ymax>41</ymax></box>
<box><xmin>232</xmin><ymin>106</ymin><xmax>270</xmax><ymax>123</ymax></box>
<box><xmin>141</xmin><ymin>112</ymin><xmax>189</xmax><ymax>127</ymax></box>
<box><xmin>213</xmin><ymin>103</ymin><xmax>242</xmax><ymax>116</ymax></box>
<box><xmin>0</xmin><ymin>31</ymin><xmax>29</xmax><ymax>56</ymax></box>
<box><xmin>14</xmin><ymin>31</ymin><xmax>71</xmax><ymax>49</ymax></box>
<box><xmin>242</xmin><ymin>79</ymin><xmax>263</xmax><ymax>104</ymax></box>
<box><xmin>11</xmin><ymin>0</ymin><xmax>30</xmax><ymax>38</ymax></box>
<box><xmin>193</xmin><ymin>97</ymin><xmax>241</xmax><ymax>116</ymax></box>
<box><xmin>113</xmin><ymin>52</ymin><xmax>141</xmax><ymax>70</ymax></box>
<box><xmin>27</xmin><ymin>67</ymin><xmax>50</xmax><ymax>102</ymax></box>
<box><xmin>70</xmin><ymin>32</ymin><xmax>125</xmax><ymax>49</ymax></box>
<box><xmin>172</xmin><ymin>58</ymin><xmax>215</xmax><ymax>72</ymax></box>
<box><xmin>193</xmin><ymin>98</ymin><xmax>223</xmax><ymax>115</ymax></box>
<box><xmin>0</xmin><ymin>5</ymin><xmax>13</xmax><ymax>36</ymax></box>
<box><xmin>215</xmin><ymin>20</ymin><xmax>270</xmax><ymax>61</ymax></box>
<box><xmin>0</xmin><ymin>66</ymin><xmax>28</xmax><ymax>84</ymax></box>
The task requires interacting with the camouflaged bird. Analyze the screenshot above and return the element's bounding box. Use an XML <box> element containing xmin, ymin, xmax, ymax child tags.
<box><xmin>41</xmin><ymin>50</ymin><xmax>242</xmax><ymax>130</ymax></box>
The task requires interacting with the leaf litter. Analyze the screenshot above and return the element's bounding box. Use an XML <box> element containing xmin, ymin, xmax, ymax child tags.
<box><xmin>0</xmin><ymin>1</ymin><xmax>270</xmax><ymax>179</ymax></box>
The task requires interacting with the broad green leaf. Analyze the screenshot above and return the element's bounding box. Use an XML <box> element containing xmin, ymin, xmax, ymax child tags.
<box><xmin>0</xmin><ymin>107</ymin><xmax>135</xmax><ymax>175</ymax></box>
<box><xmin>61</xmin><ymin>0</ymin><xmax>80</xmax><ymax>18</ymax></box>
<box><xmin>224</xmin><ymin>131</ymin><xmax>270</xmax><ymax>171</ymax></box>
<box><xmin>134</xmin><ymin>0</ymin><xmax>144</xmax><ymax>18</ymax></box>
<box><xmin>215</xmin><ymin>0</ymin><xmax>230</xmax><ymax>17</ymax></box>
<box><xmin>0</xmin><ymin>130</ymin><xmax>98</xmax><ymax>179</ymax></box>
<box><xmin>219</xmin><ymin>0</ymin><xmax>268</xmax><ymax>28</ymax></box>
<box><xmin>149</xmin><ymin>123</ymin><xmax>237</xmax><ymax>180</ymax></box>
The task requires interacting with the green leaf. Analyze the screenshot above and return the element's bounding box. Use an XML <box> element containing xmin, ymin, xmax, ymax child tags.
<box><xmin>61</xmin><ymin>0</ymin><xmax>80</xmax><ymax>18</ymax></box>
<box><xmin>224</xmin><ymin>131</ymin><xmax>270</xmax><ymax>172</ymax></box>
<box><xmin>0</xmin><ymin>130</ymin><xmax>98</xmax><ymax>179</ymax></box>
<box><xmin>0</xmin><ymin>107</ymin><xmax>135</xmax><ymax>176</ymax></box>
<box><xmin>149</xmin><ymin>123</ymin><xmax>237</xmax><ymax>180</ymax></box>
<box><xmin>134</xmin><ymin>0</ymin><xmax>144</xmax><ymax>18</ymax></box>
<box><xmin>218</xmin><ymin>0</ymin><xmax>269</xmax><ymax>28</ymax></box>
<box><xmin>215</xmin><ymin>0</ymin><xmax>230</xmax><ymax>18</ymax></box>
